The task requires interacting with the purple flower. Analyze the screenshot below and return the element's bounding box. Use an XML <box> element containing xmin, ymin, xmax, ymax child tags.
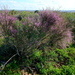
<box><xmin>10</xmin><ymin>29</ymin><xmax>17</xmax><ymax>34</ymax></box>
<box><xmin>34</xmin><ymin>22</ymin><xmax>40</xmax><ymax>26</ymax></box>
<box><xmin>9</xmin><ymin>26</ymin><xmax>17</xmax><ymax>36</ymax></box>
<box><xmin>39</xmin><ymin>10</ymin><xmax>61</xmax><ymax>30</ymax></box>
<box><xmin>0</xmin><ymin>11</ymin><xmax>16</xmax><ymax>26</ymax></box>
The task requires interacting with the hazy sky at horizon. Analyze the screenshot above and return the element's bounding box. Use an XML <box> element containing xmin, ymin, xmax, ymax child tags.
<box><xmin>0</xmin><ymin>0</ymin><xmax>75</xmax><ymax>10</ymax></box>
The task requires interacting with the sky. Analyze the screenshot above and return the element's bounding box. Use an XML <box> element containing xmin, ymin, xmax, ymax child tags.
<box><xmin>0</xmin><ymin>0</ymin><xmax>75</xmax><ymax>10</ymax></box>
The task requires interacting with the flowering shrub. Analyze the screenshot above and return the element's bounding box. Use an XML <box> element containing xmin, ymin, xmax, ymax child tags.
<box><xmin>0</xmin><ymin>10</ymin><xmax>73</xmax><ymax>56</ymax></box>
<box><xmin>0</xmin><ymin>11</ymin><xmax>17</xmax><ymax>36</ymax></box>
<box><xmin>0</xmin><ymin>10</ymin><xmax>73</xmax><ymax>54</ymax></box>
<box><xmin>39</xmin><ymin>10</ymin><xmax>73</xmax><ymax>48</ymax></box>
<box><xmin>39</xmin><ymin>10</ymin><xmax>60</xmax><ymax>30</ymax></box>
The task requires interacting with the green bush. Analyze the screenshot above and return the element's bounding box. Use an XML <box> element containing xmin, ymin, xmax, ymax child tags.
<box><xmin>61</xmin><ymin>65</ymin><xmax>75</xmax><ymax>75</ymax></box>
<box><xmin>0</xmin><ymin>60</ymin><xmax>20</xmax><ymax>75</ymax></box>
<box><xmin>33</xmin><ymin>47</ymin><xmax>75</xmax><ymax>74</ymax></box>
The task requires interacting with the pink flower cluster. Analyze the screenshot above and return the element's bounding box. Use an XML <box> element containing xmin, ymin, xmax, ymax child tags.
<box><xmin>38</xmin><ymin>10</ymin><xmax>73</xmax><ymax>48</ymax></box>
<box><xmin>22</xmin><ymin>16</ymin><xmax>41</xmax><ymax>27</ymax></box>
<box><xmin>0</xmin><ymin>12</ymin><xmax>16</xmax><ymax>25</ymax></box>
<box><xmin>0</xmin><ymin>11</ymin><xmax>17</xmax><ymax>36</ymax></box>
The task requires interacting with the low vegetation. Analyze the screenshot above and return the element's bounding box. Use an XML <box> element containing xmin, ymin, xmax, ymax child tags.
<box><xmin>0</xmin><ymin>9</ymin><xmax>75</xmax><ymax>75</ymax></box>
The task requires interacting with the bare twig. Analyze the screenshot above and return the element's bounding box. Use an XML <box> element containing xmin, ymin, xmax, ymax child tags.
<box><xmin>28</xmin><ymin>66</ymin><xmax>34</xmax><ymax>75</ymax></box>
<box><xmin>0</xmin><ymin>53</ymin><xmax>17</xmax><ymax>72</ymax></box>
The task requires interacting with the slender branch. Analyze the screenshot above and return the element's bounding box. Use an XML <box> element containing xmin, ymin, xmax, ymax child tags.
<box><xmin>4</xmin><ymin>53</ymin><xmax>17</xmax><ymax>66</ymax></box>
<box><xmin>0</xmin><ymin>53</ymin><xmax>17</xmax><ymax>72</ymax></box>
<box><xmin>14</xmin><ymin>45</ymin><xmax>20</xmax><ymax>56</ymax></box>
<box><xmin>28</xmin><ymin>66</ymin><xmax>34</xmax><ymax>75</ymax></box>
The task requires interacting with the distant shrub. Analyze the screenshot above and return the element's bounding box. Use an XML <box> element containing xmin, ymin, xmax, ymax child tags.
<box><xmin>15</xmin><ymin>15</ymin><xmax>22</xmax><ymax>21</ymax></box>
<box><xmin>34</xmin><ymin>10</ymin><xmax>39</xmax><ymax>13</ymax></box>
<box><xmin>9</xmin><ymin>10</ymin><xmax>17</xmax><ymax>15</ymax></box>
